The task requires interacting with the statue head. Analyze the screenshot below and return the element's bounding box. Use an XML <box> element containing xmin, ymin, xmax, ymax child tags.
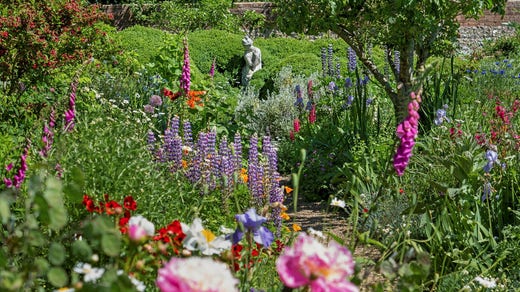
<box><xmin>242</xmin><ymin>36</ymin><xmax>253</xmax><ymax>47</ymax></box>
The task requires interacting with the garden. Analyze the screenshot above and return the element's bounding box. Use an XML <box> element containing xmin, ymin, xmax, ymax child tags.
<box><xmin>1</xmin><ymin>0</ymin><xmax>519</xmax><ymax>291</ymax></box>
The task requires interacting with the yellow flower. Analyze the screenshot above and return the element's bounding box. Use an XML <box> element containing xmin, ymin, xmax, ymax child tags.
<box><xmin>292</xmin><ymin>224</ymin><xmax>302</xmax><ymax>232</ymax></box>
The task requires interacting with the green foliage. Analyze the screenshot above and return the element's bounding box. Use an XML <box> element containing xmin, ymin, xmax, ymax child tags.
<box><xmin>188</xmin><ymin>29</ymin><xmax>244</xmax><ymax>83</ymax></box>
<box><xmin>273</xmin><ymin>0</ymin><xmax>508</xmax><ymax>123</ymax></box>
<box><xmin>130</xmin><ymin>0</ymin><xmax>240</xmax><ymax>33</ymax></box>
<box><xmin>111</xmin><ymin>25</ymin><xmax>172</xmax><ymax>65</ymax></box>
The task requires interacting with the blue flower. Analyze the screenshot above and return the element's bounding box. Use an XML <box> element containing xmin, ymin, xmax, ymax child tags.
<box><xmin>344</xmin><ymin>77</ymin><xmax>352</xmax><ymax>89</ymax></box>
<box><xmin>232</xmin><ymin>208</ymin><xmax>274</xmax><ymax>247</ymax></box>
<box><xmin>366</xmin><ymin>98</ymin><xmax>373</xmax><ymax>106</ymax></box>
<box><xmin>328</xmin><ymin>81</ymin><xmax>337</xmax><ymax>91</ymax></box>
<box><xmin>434</xmin><ymin>107</ymin><xmax>450</xmax><ymax>125</ymax></box>
<box><xmin>483</xmin><ymin>150</ymin><xmax>499</xmax><ymax>173</ymax></box>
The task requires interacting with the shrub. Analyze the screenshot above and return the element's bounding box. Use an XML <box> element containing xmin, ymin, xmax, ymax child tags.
<box><xmin>110</xmin><ymin>25</ymin><xmax>171</xmax><ymax>65</ymax></box>
<box><xmin>0</xmin><ymin>0</ymin><xmax>109</xmax><ymax>96</ymax></box>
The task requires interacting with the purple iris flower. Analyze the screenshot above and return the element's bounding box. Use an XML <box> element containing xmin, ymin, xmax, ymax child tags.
<box><xmin>483</xmin><ymin>150</ymin><xmax>499</xmax><ymax>173</ymax></box>
<box><xmin>232</xmin><ymin>208</ymin><xmax>274</xmax><ymax>247</ymax></box>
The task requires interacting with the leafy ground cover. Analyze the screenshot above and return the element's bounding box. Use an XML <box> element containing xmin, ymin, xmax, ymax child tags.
<box><xmin>1</xmin><ymin>1</ymin><xmax>520</xmax><ymax>291</ymax></box>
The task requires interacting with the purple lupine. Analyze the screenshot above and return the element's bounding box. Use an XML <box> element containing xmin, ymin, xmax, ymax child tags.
<box><xmin>187</xmin><ymin>132</ymin><xmax>206</xmax><ymax>183</ymax></box>
<box><xmin>327</xmin><ymin>44</ymin><xmax>334</xmax><ymax>77</ymax></box>
<box><xmin>294</xmin><ymin>85</ymin><xmax>304</xmax><ymax>108</ymax></box>
<box><xmin>348</xmin><ymin>47</ymin><xmax>357</xmax><ymax>72</ymax></box>
<box><xmin>233</xmin><ymin>132</ymin><xmax>242</xmax><ymax>175</ymax></box>
<box><xmin>248</xmin><ymin>134</ymin><xmax>263</xmax><ymax>207</ymax></box>
<box><xmin>263</xmin><ymin>136</ymin><xmax>283</xmax><ymax>235</ymax></box>
<box><xmin>394</xmin><ymin>50</ymin><xmax>400</xmax><ymax>75</ymax></box>
<box><xmin>219</xmin><ymin>136</ymin><xmax>234</xmax><ymax>192</ymax></box>
<box><xmin>147</xmin><ymin>130</ymin><xmax>156</xmax><ymax>157</ymax></box>
<box><xmin>209</xmin><ymin>57</ymin><xmax>216</xmax><ymax>78</ymax></box>
<box><xmin>335</xmin><ymin>57</ymin><xmax>341</xmax><ymax>79</ymax></box>
<box><xmin>321</xmin><ymin>47</ymin><xmax>327</xmax><ymax>77</ymax></box>
<box><xmin>64</xmin><ymin>79</ymin><xmax>78</xmax><ymax>131</ymax></box>
<box><xmin>163</xmin><ymin>128</ymin><xmax>175</xmax><ymax>162</ymax></box>
<box><xmin>170</xmin><ymin>116</ymin><xmax>180</xmax><ymax>137</ymax></box>
<box><xmin>393</xmin><ymin>92</ymin><xmax>421</xmax><ymax>176</ymax></box>
<box><xmin>207</xmin><ymin>130</ymin><xmax>218</xmax><ymax>191</ymax></box>
<box><xmin>172</xmin><ymin>135</ymin><xmax>183</xmax><ymax>172</ymax></box>
<box><xmin>180</xmin><ymin>38</ymin><xmax>191</xmax><ymax>96</ymax></box>
<box><xmin>183</xmin><ymin>121</ymin><xmax>193</xmax><ymax>148</ymax></box>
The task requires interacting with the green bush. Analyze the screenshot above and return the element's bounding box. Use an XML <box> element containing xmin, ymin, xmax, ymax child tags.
<box><xmin>188</xmin><ymin>30</ymin><xmax>244</xmax><ymax>80</ymax></box>
<box><xmin>111</xmin><ymin>25</ymin><xmax>172</xmax><ymax>65</ymax></box>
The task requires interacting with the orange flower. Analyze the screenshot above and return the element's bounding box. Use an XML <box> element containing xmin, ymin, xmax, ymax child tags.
<box><xmin>240</xmin><ymin>168</ymin><xmax>248</xmax><ymax>183</ymax></box>
<box><xmin>181</xmin><ymin>160</ymin><xmax>188</xmax><ymax>169</ymax></box>
<box><xmin>284</xmin><ymin>186</ymin><xmax>293</xmax><ymax>194</ymax></box>
<box><xmin>292</xmin><ymin>223</ymin><xmax>302</xmax><ymax>232</ymax></box>
<box><xmin>281</xmin><ymin>212</ymin><xmax>290</xmax><ymax>220</ymax></box>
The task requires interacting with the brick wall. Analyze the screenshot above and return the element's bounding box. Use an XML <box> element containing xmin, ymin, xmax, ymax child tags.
<box><xmin>457</xmin><ymin>1</ymin><xmax>520</xmax><ymax>26</ymax></box>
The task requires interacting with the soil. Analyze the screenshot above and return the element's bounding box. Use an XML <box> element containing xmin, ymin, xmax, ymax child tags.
<box><xmin>285</xmin><ymin>195</ymin><xmax>386</xmax><ymax>291</ymax></box>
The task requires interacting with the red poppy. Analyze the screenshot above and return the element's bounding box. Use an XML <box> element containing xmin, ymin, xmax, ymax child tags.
<box><xmin>123</xmin><ymin>196</ymin><xmax>137</xmax><ymax>211</ymax></box>
<box><xmin>105</xmin><ymin>200</ymin><xmax>121</xmax><ymax>215</ymax></box>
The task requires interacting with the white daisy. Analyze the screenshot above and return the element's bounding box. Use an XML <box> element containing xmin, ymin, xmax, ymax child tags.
<box><xmin>73</xmin><ymin>263</ymin><xmax>104</xmax><ymax>283</ymax></box>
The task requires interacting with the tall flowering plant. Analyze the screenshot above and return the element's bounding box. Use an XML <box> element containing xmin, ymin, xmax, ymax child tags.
<box><xmin>393</xmin><ymin>92</ymin><xmax>421</xmax><ymax>176</ymax></box>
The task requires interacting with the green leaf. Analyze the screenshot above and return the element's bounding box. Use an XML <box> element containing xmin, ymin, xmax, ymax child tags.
<box><xmin>34</xmin><ymin>257</ymin><xmax>50</xmax><ymax>275</ymax></box>
<box><xmin>48</xmin><ymin>242</ymin><xmax>66</xmax><ymax>266</ymax></box>
<box><xmin>44</xmin><ymin>177</ymin><xmax>68</xmax><ymax>231</ymax></box>
<box><xmin>0</xmin><ymin>248</ymin><xmax>7</xmax><ymax>268</ymax></box>
<box><xmin>63</xmin><ymin>166</ymin><xmax>85</xmax><ymax>204</ymax></box>
<box><xmin>47</xmin><ymin>267</ymin><xmax>68</xmax><ymax>288</ymax></box>
<box><xmin>0</xmin><ymin>196</ymin><xmax>10</xmax><ymax>224</ymax></box>
<box><xmin>72</xmin><ymin>240</ymin><xmax>93</xmax><ymax>260</ymax></box>
<box><xmin>101</xmin><ymin>233</ymin><xmax>121</xmax><ymax>257</ymax></box>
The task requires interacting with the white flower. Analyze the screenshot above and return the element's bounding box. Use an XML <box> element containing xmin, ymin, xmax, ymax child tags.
<box><xmin>308</xmin><ymin>227</ymin><xmax>325</xmax><ymax>239</ymax></box>
<box><xmin>182</xmin><ymin>218</ymin><xmax>231</xmax><ymax>256</ymax></box>
<box><xmin>73</xmin><ymin>263</ymin><xmax>105</xmax><ymax>283</ymax></box>
<box><xmin>330</xmin><ymin>197</ymin><xmax>346</xmax><ymax>208</ymax></box>
<box><xmin>474</xmin><ymin>276</ymin><xmax>496</xmax><ymax>288</ymax></box>
<box><xmin>129</xmin><ymin>215</ymin><xmax>155</xmax><ymax>236</ymax></box>
<box><xmin>129</xmin><ymin>275</ymin><xmax>146</xmax><ymax>292</ymax></box>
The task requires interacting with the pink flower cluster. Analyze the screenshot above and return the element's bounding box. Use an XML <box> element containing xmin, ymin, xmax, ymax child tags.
<box><xmin>276</xmin><ymin>233</ymin><xmax>358</xmax><ymax>292</ymax></box>
<box><xmin>39</xmin><ymin>108</ymin><xmax>56</xmax><ymax>158</ymax></box>
<box><xmin>393</xmin><ymin>92</ymin><xmax>421</xmax><ymax>176</ymax></box>
<box><xmin>180</xmin><ymin>38</ymin><xmax>191</xmax><ymax>96</ymax></box>
<box><xmin>4</xmin><ymin>144</ymin><xmax>30</xmax><ymax>189</ymax></box>
<box><xmin>64</xmin><ymin>80</ymin><xmax>78</xmax><ymax>131</ymax></box>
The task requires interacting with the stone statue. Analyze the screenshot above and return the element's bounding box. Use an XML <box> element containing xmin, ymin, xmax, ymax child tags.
<box><xmin>241</xmin><ymin>35</ymin><xmax>262</xmax><ymax>87</ymax></box>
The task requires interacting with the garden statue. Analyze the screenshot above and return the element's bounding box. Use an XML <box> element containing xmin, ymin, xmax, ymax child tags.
<box><xmin>241</xmin><ymin>35</ymin><xmax>262</xmax><ymax>87</ymax></box>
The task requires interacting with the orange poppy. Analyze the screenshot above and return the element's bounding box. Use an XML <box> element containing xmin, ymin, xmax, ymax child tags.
<box><xmin>292</xmin><ymin>224</ymin><xmax>302</xmax><ymax>232</ymax></box>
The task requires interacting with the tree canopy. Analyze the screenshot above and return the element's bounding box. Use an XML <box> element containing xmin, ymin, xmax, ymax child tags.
<box><xmin>273</xmin><ymin>0</ymin><xmax>507</xmax><ymax>123</ymax></box>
